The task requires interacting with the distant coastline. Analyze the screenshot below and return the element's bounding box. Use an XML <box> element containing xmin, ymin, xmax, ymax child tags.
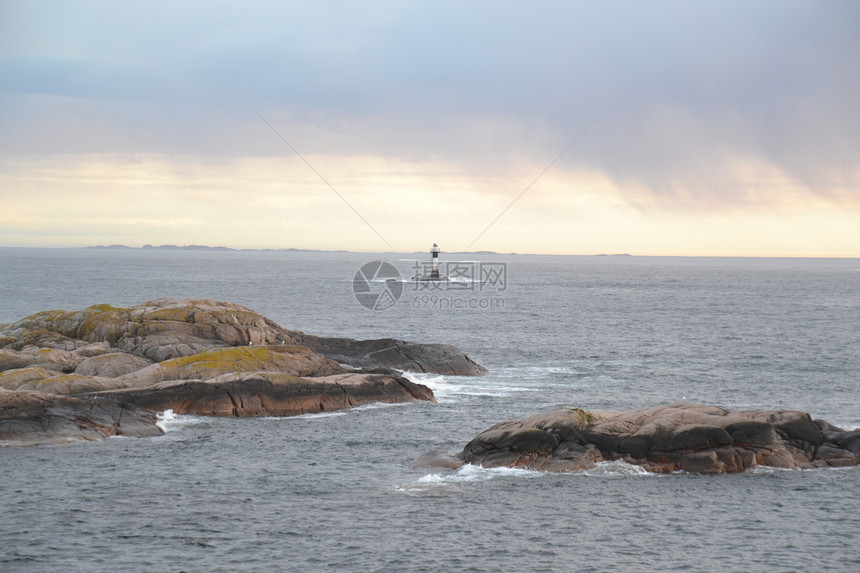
<box><xmin>0</xmin><ymin>246</ymin><xmax>847</xmax><ymax>258</ymax></box>
<box><xmin>87</xmin><ymin>244</ymin><xmax>349</xmax><ymax>253</ymax></box>
<box><xmin>85</xmin><ymin>244</ymin><xmax>515</xmax><ymax>255</ymax></box>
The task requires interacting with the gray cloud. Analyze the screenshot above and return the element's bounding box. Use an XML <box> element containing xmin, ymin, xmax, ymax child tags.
<box><xmin>1</xmin><ymin>0</ymin><xmax>858</xmax><ymax>206</ymax></box>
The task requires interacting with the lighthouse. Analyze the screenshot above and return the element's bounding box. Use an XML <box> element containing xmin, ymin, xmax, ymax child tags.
<box><xmin>413</xmin><ymin>243</ymin><xmax>447</xmax><ymax>281</ymax></box>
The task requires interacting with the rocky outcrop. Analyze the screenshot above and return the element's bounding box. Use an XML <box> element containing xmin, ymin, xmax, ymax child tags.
<box><xmin>90</xmin><ymin>371</ymin><xmax>435</xmax><ymax>417</ymax></box>
<box><xmin>0</xmin><ymin>299</ymin><xmax>297</xmax><ymax>363</ymax></box>
<box><xmin>0</xmin><ymin>388</ymin><xmax>163</xmax><ymax>446</ymax></box>
<box><xmin>441</xmin><ymin>403</ymin><xmax>860</xmax><ymax>474</ymax></box>
<box><xmin>0</xmin><ymin>298</ymin><xmax>448</xmax><ymax>445</ymax></box>
<box><xmin>1</xmin><ymin>298</ymin><xmax>485</xmax><ymax>375</ymax></box>
<box><xmin>293</xmin><ymin>334</ymin><xmax>488</xmax><ymax>375</ymax></box>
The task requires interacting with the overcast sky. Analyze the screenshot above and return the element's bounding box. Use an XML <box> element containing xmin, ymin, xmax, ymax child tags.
<box><xmin>1</xmin><ymin>0</ymin><xmax>858</xmax><ymax>255</ymax></box>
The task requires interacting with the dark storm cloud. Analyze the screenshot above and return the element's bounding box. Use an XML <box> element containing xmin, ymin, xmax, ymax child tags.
<box><xmin>1</xmin><ymin>0</ymin><xmax>858</xmax><ymax>205</ymax></box>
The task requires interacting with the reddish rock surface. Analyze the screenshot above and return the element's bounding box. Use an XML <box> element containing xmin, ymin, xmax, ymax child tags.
<box><xmin>93</xmin><ymin>371</ymin><xmax>435</xmax><ymax>417</ymax></box>
<box><xmin>451</xmin><ymin>402</ymin><xmax>860</xmax><ymax>474</ymax></box>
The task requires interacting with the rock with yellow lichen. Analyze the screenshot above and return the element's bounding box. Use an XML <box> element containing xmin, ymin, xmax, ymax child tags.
<box><xmin>0</xmin><ymin>298</ymin><xmax>453</xmax><ymax>445</ymax></box>
<box><xmin>1</xmin><ymin>298</ymin><xmax>485</xmax><ymax>374</ymax></box>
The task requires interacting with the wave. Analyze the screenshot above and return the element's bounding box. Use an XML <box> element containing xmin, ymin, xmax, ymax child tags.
<box><xmin>580</xmin><ymin>460</ymin><xmax>655</xmax><ymax>477</ymax></box>
<box><xmin>396</xmin><ymin>464</ymin><xmax>544</xmax><ymax>493</ymax></box>
<box><xmin>397</xmin><ymin>460</ymin><xmax>656</xmax><ymax>493</ymax></box>
<box><xmin>155</xmin><ymin>409</ymin><xmax>206</xmax><ymax>432</ymax></box>
<box><xmin>260</xmin><ymin>411</ymin><xmax>347</xmax><ymax>421</ymax></box>
<box><xmin>257</xmin><ymin>402</ymin><xmax>412</xmax><ymax>421</ymax></box>
<box><xmin>419</xmin><ymin>464</ymin><xmax>544</xmax><ymax>483</ymax></box>
<box><xmin>403</xmin><ymin>372</ymin><xmax>537</xmax><ymax>401</ymax></box>
<box><xmin>495</xmin><ymin>365</ymin><xmax>588</xmax><ymax>376</ymax></box>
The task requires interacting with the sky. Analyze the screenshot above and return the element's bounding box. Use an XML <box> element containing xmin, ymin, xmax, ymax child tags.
<box><xmin>1</xmin><ymin>0</ymin><xmax>858</xmax><ymax>256</ymax></box>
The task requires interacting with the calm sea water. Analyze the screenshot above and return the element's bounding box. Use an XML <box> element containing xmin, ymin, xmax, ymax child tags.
<box><xmin>1</xmin><ymin>248</ymin><xmax>859</xmax><ymax>572</ymax></box>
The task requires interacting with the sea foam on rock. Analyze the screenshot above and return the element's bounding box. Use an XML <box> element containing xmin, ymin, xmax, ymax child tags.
<box><xmin>0</xmin><ymin>298</ymin><xmax>463</xmax><ymax>445</ymax></box>
<box><xmin>442</xmin><ymin>402</ymin><xmax>860</xmax><ymax>474</ymax></box>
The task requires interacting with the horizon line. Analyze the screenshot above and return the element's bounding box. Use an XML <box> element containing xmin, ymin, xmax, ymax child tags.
<box><xmin>0</xmin><ymin>244</ymin><xmax>858</xmax><ymax>259</ymax></box>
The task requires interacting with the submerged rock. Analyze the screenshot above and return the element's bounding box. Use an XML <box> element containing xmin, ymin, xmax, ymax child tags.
<box><xmin>446</xmin><ymin>403</ymin><xmax>860</xmax><ymax>474</ymax></box>
<box><xmin>293</xmin><ymin>334</ymin><xmax>488</xmax><ymax>376</ymax></box>
<box><xmin>0</xmin><ymin>388</ymin><xmax>163</xmax><ymax>446</ymax></box>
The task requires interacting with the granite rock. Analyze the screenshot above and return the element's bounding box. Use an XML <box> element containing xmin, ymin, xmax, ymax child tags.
<box><xmin>446</xmin><ymin>402</ymin><xmax>860</xmax><ymax>474</ymax></box>
<box><xmin>0</xmin><ymin>388</ymin><xmax>163</xmax><ymax>446</ymax></box>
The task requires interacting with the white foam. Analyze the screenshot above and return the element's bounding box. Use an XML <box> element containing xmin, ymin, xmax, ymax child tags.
<box><xmin>264</xmin><ymin>411</ymin><xmax>347</xmax><ymax>421</ymax></box>
<box><xmin>155</xmin><ymin>409</ymin><xmax>205</xmax><ymax>432</ymax></box>
<box><xmin>397</xmin><ymin>460</ymin><xmax>658</xmax><ymax>492</ymax></box>
<box><xmin>251</xmin><ymin>402</ymin><xmax>413</xmax><ymax>423</ymax></box>
<box><xmin>155</xmin><ymin>409</ymin><xmax>175</xmax><ymax>431</ymax></box>
<box><xmin>745</xmin><ymin>465</ymin><xmax>795</xmax><ymax>475</ymax></box>
<box><xmin>446</xmin><ymin>276</ymin><xmax>474</xmax><ymax>284</ymax></box>
<box><xmin>403</xmin><ymin>371</ymin><xmax>537</xmax><ymax>402</ymax></box>
<box><xmin>351</xmin><ymin>402</ymin><xmax>411</xmax><ymax>412</ymax></box>
<box><xmin>397</xmin><ymin>463</ymin><xmax>544</xmax><ymax>492</ymax></box>
<box><xmin>403</xmin><ymin>372</ymin><xmax>459</xmax><ymax>402</ymax></box>
<box><xmin>580</xmin><ymin>460</ymin><xmax>655</xmax><ymax>477</ymax></box>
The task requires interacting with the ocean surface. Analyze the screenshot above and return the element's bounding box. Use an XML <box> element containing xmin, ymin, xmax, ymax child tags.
<box><xmin>1</xmin><ymin>248</ymin><xmax>858</xmax><ymax>572</ymax></box>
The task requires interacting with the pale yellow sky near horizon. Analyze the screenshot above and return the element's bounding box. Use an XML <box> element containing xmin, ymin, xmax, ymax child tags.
<box><xmin>1</xmin><ymin>152</ymin><xmax>858</xmax><ymax>257</ymax></box>
<box><xmin>2</xmin><ymin>2</ymin><xmax>858</xmax><ymax>257</ymax></box>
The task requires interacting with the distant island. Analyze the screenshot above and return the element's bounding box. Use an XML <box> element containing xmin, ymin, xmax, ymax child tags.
<box><xmin>87</xmin><ymin>244</ymin><xmax>349</xmax><ymax>253</ymax></box>
<box><xmin>86</xmin><ymin>244</ymin><xmax>513</xmax><ymax>255</ymax></box>
<box><xmin>85</xmin><ymin>244</ymin><xmax>635</xmax><ymax>257</ymax></box>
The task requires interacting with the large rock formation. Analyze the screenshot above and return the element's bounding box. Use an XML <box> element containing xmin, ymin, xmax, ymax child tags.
<box><xmin>0</xmin><ymin>298</ymin><xmax>484</xmax><ymax>375</ymax></box>
<box><xmin>0</xmin><ymin>388</ymin><xmax>163</xmax><ymax>446</ymax></box>
<box><xmin>440</xmin><ymin>403</ymin><xmax>860</xmax><ymax>474</ymax></box>
<box><xmin>0</xmin><ymin>298</ymin><xmax>457</xmax><ymax>445</ymax></box>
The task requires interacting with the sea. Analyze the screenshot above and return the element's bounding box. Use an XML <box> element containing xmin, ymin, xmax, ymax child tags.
<box><xmin>1</xmin><ymin>248</ymin><xmax>858</xmax><ymax>572</ymax></box>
